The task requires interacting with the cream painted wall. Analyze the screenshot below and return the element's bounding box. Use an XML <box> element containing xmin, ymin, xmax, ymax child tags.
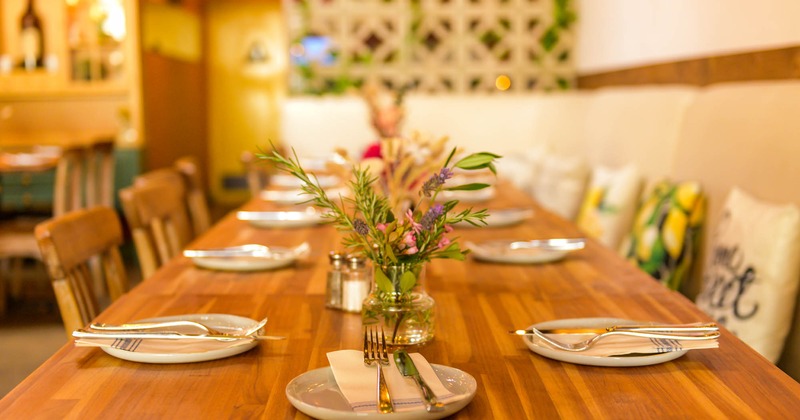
<box><xmin>575</xmin><ymin>0</ymin><xmax>800</xmax><ymax>74</ymax></box>
<box><xmin>207</xmin><ymin>0</ymin><xmax>287</xmax><ymax>205</ymax></box>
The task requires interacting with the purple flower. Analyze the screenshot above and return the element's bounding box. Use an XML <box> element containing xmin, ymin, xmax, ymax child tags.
<box><xmin>420</xmin><ymin>204</ymin><xmax>444</xmax><ymax>230</ymax></box>
<box><xmin>421</xmin><ymin>168</ymin><xmax>454</xmax><ymax>197</ymax></box>
<box><xmin>353</xmin><ymin>219</ymin><xmax>369</xmax><ymax>235</ymax></box>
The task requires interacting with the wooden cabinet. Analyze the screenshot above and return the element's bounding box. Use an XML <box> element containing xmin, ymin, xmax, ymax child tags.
<box><xmin>0</xmin><ymin>0</ymin><xmax>141</xmax><ymax>103</ymax></box>
<box><xmin>0</xmin><ymin>0</ymin><xmax>142</xmax><ymax>212</ymax></box>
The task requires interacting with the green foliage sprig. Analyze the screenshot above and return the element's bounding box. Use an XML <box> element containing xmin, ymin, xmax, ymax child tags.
<box><xmin>260</xmin><ymin>144</ymin><xmax>500</xmax><ymax>268</ymax></box>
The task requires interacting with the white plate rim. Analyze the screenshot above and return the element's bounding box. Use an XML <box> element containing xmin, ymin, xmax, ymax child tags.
<box><xmin>458</xmin><ymin>208</ymin><xmax>534</xmax><ymax>228</ymax></box>
<box><xmin>189</xmin><ymin>246</ymin><xmax>298</xmax><ymax>271</ymax></box>
<box><xmin>436</xmin><ymin>186</ymin><xmax>496</xmax><ymax>203</ymax></box>
<box><xmin>522</xmin><ymin>317</ymin><xmax>688</xmax><ymax>367</ymax></box>
<box><xmin>285</xmin><ymin>364</ymin><xmax>477</xmax><ymax>419</ymax></box>
<box><xmin>260</xmin><ymin>186</ymin><xmax>349</xmax><ymax>205</ymax></box>
<box><xmin>271</xmin><ymin>173</ymin><xmax>341</xmax><ymax>188</ymax></box>
<box><xmin>237</xmin><ymin>211</ymin><xmax>323</xmax><ymax>228</ymax></box>
<box><xmin>468</xmin><ymin>240</ymin><xmax>569</xmax><ymax>264</ymax></box>
<box><xmin>101</xmin><ymin>314</ymin><xmax>259</xmax><ymax>364</ymax></box>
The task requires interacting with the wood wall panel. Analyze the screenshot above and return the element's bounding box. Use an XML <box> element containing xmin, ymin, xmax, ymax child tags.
<box><xmin>141</xmin><ymin>51</ymin><xmax>207</xmax><ymax>178</ymax></box>
<box><xmin>577</xmin><ymin>46</ymin><xmax>800</xmax><ymax>89</ymax></box>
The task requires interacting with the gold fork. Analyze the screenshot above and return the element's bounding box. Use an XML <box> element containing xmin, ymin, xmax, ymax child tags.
<box><xmin>526</xmin><ymin>328</ymin><xmax>720</xmax><ymax>352</ymax></box>
<box><xmin>364</xmin><ymin>326</ymin><xmax>393</xmax><ymax>413</ymax></box>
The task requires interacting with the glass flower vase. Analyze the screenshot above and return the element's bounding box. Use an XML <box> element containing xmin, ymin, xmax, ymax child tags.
<box><xmin>361</xmin><ymin>262</ymin><xmax>435</xmax><ymax>346</ymax></box>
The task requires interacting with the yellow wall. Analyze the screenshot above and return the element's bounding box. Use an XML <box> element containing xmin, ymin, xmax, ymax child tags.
<box><xmin>206</xmin><ymin>0</ymin><xmax>287</xmax><ymax>205</ymax></box>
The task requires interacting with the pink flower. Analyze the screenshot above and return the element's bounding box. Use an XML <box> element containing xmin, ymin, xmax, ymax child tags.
<box><xmin>405</xmin><ymin>210</ymin><xmax>423</xmax><ymax>232</ymax></box>
<box><xmin>438</xmin><ymin>237</ymin><xmax>451</xmax><ymax>249</ymax></box>
<box><xmin>405</xmin><ymin>246</ymin><xmax>418</xmax><ymax>255</ymax></box>
<box><xmin>444</xmin><ymin>224</ymin><xmax>454</xmax><ymax>233</ymax></box>
<box><xmin>377</xmin><ymin>223</ymin><xmax>387</xmax><ymax>232</ymax></box>
<box><xmin>404</xmin><ymin>232</ymin><xmax>416</xmax><ymax>247</ymax></box>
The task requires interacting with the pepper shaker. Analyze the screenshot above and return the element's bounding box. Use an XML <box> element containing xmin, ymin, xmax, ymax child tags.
<box><xmin>325</xmin><ymin>251</ymin><xmax>345</xmax><ymax>309</ymax></box>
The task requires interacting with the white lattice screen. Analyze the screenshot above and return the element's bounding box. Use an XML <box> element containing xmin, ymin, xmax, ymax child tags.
<box><xmin>286</xmin><ymin>0</ymin><xmax>575</xmax><ymax>94</ymax></box>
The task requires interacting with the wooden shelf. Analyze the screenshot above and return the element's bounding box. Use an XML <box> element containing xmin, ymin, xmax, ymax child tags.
<box><xmin>0</xmin><ymin>0</ymin><xmax>135</xmax><ymax>99</ymax></box>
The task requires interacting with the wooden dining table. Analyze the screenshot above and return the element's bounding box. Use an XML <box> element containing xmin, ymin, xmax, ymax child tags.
<box><xmin>2</xmin><ymin>183</ymin><xmax>800</xmax><ymax>418</ymax></box>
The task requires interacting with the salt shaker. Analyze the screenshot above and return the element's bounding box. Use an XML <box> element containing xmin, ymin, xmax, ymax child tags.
<box><xmin>325</xmin><ymin>251</ymin><xmax>345</xmax><ymax>309</ymax></box>
<box><xmin>341</xmin><ymin>255</ymin><xmax>371</xmax><ymax>312</ymax></box>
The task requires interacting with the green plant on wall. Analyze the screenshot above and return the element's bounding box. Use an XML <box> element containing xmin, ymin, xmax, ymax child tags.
<box><xmin>289</xmin><ymin>0</ymin><xmax>576</xmax><ymax>94</ymax></box>
<box><xmin>290</xmin><ymin>0</ymin><xmax>370</xmax><ymax>95</ymax></box>
<box><xmin>540</xmin><ymin>0</ymin><xmax>576</xmax><ymax>90</ymax></box>
<box><xmin>540</xmin><ymin>0</ymin><xmax>576</xmax><ymax>53</ymax></box>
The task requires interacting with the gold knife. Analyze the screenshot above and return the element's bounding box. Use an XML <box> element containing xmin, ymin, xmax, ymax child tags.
<box><xmin>510</xmin><ymin>322</ymin><xmax>718</xmax><ymax>335</ymax></box>
<box><xmin>73</xmin><ymin>329</ymin><xmax>286</xmax><ymax>341</ymax></box>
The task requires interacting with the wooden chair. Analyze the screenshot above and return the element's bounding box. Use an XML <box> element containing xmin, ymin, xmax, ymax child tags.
<box><xmin>85</xmin><ymin>138</ymin><xmax>116</xmax><ymax>208</ymax></box>
<box><xmin>35</xmin><ymin>206</ymin><xmax>128</xmax><ymax>338</ymax></box>
<box><xmin>174</xmin><ymin>156</ymin><xmax>212</xmax><ymax>236</ymax></box>
<box><xmin>134</xmin><ymin>156</ymin><xmax>212</xmax><ymax>237</ymax></box>
<box><xmin>0</xmin><ymin>145</ymin><xmax>85</xmax><ymax>314</ymax></box>
<box><xmin>119</xmin><ymin>180</ymin><xmax>193</xmax><ymax>279</ymax></box>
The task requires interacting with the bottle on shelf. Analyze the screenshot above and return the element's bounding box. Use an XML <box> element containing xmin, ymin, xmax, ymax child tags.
<box><xmin>19</xmin><ymin>0</ymin><xmax>44</xmax><ymax>71</ymax></box>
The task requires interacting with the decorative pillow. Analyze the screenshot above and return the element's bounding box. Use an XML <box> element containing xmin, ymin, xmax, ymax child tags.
<box><xmin>496</xmin><ymin>145</ymin><xmax>546</xmax><ymax>194</ymax></box>
<box><xmin>622</xmin><ymin>180</ymin><xmax>705</xmax><ymax>291</ymax></box>
<box><xmin>576</xmin><ymin>163</ymin><xmax>641</xmax><ymax>249</ymax></box>
<box><xmin>695</xmin><ymin>187</ymin><xmax>800</xmax><ymax>362</ymax></box>
<box><xmin>532</xmin><ymin>153</ymin><xmax>588</xmax><ymax>220</ymax></box>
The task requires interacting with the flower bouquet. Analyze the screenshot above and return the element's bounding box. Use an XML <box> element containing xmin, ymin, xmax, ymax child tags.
<box><xmin>261</xmin><ymin>140</ymin><xmax>499</xmax><ymax>345</ymax></box>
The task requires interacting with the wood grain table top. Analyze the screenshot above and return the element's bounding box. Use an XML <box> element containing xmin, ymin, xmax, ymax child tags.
<box><xmin>2</xmin><ymin>183</ymin><xmax>799</xmax><ymax>418</ymax></box>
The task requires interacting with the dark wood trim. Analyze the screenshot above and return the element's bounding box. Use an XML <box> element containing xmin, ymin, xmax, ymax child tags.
<box><xmin>577</xmin><ymin>46</ymin><xmax>800</xmax><ymax>89</ymax></box>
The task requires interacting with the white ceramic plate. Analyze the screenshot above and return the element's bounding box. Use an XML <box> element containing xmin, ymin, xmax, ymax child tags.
<box><xmin>101</xmin><ymin>314</ymin><xmax>259</xmax><ymax>364</ymax></box>
<box><xmin>271</xmin><ymin>173</ymin><xmax>341</xmax><ymax>188</ymax></box>
<box><xmin>260</xmin><ymin>186</ymin><xmax>349</xmax><ymax>205</ymax></box>
<box><xmin>458</xmin><ymin>208</ymin><xmax>534</xmax><ymax>228</ymax></box>
<box><xmin>435</xmin><ymin>186</ymin><xmax>495</xmax><ymax>203</ymax></box>
<box><xmin>285</xmin><ymin>364</ymin><xmax>477</xmax><ymax>419</ymax></box>
<box><xmin>522</xmin><ymin>318</ymin><xmax>688</xmax><ymax>367</ymax></box>
<box><xmin>467</xmin><ymin>240</ymin><xmax>574</xmax><ymax>264</ymax></box>
<box><xmin>237</xmin><ymin>210</ymin><xmax>324</xmax><ymax>228</ymax></box>
<box><xmin>188</xmin><ymin>244</ymin><xmax>308</xmax><ymax>271</ymax></box>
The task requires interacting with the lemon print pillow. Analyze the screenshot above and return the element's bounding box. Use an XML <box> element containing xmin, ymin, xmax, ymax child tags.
<box><xmin>576</xmin><ymin>163</ymin><xmax>641</xmax><ymax>248</ymax></box>
<box><xmin>623</xmin><ymin>180</ymin><xmax>705</xmax><ymax>291</ymax></box>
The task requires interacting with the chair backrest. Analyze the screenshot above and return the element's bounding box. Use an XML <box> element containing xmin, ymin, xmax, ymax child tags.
<box><xmin>119</xmin><ymin>180</ymin><xmax>193</xmax><ymax>279</ymax></box>
<box><xmin>134</xmin><ymin>156</ymin><xmax>211</xmax><ymax>237</ymax></box>
<box><xmin>52</xmin><ymin>145</ymin><xmax>86</xmax><ymax>216</ymax></box>
<box><xmin>240</xmin><ymin>150</ymin><xmax>269</xmax><ymax>198</ymax></box>
<box><xmin>35</xmin><ymin>206</ymin><xmax>128</xmax><ymax>338</ymax></box>
<box><xmin>174</xmin><ymin>156</ymin><xmax>212</xmax><ymax>235</ymax></box>
<box><xmin>85</xmin><ymin>138</ymin><xmax>116</xmax><ymax>208</ymax></box>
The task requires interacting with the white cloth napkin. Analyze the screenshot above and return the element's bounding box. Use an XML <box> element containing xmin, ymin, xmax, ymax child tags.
<box><xmin>74</xmin><ymin>337</ymin><xmax>254</xmax><ymax>354</ymax></box>
<box><xmin>327</xmin><ymin>349</ymin><xmax>466</xmax><ymax>413</ymax></box>
<box><xmin>537</xmin><ymin>333</ymin><xmax>719</xmax><ymax>357</ymax></box>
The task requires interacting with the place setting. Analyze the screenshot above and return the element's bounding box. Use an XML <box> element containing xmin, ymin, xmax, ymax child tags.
<box><xmin>271</xmin><ymin>172</ymin><xmax>342</xmax><ymax>189</ymax></box>
<box><xmin>71</xmin><ymin>314</ymin><xmax>285</xmax><ymax>364</ymax></box>
<box><xmin>237</xmin><ymin>206</ymin><xmax>326</xmax><ymax>228</ymax></box>
<box><xmin>511</xmin><ymin>318</ymin><xmax>720</xmax><ymax>367</ymax></box>
<box><xmin>183</xmin><ymin>242</ymin><xmax>310</xmax><ymax>271</ymax></box>
<box><xmin>466</xmin><ymin>237</ymin><xmax>586</xmax><ymax>264</ymax></box>
<box><xmin>259</xmin><ymin>186</ymin><xmax>351</xmax><ymax>205</ymax></box>
<box><xmin>286</xmin><ymin>327</ymin><xmax>477</xmax><ymax>419</ymax></box>
<box><xmin>456</xmin><ymin>207</ymin><xmax>534</xmax><ymax>228</ymax></box>
<box><xmin>434</xmin><ymin>185</ymin><xmax>496</xmax><ymax>203</ymax></box>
